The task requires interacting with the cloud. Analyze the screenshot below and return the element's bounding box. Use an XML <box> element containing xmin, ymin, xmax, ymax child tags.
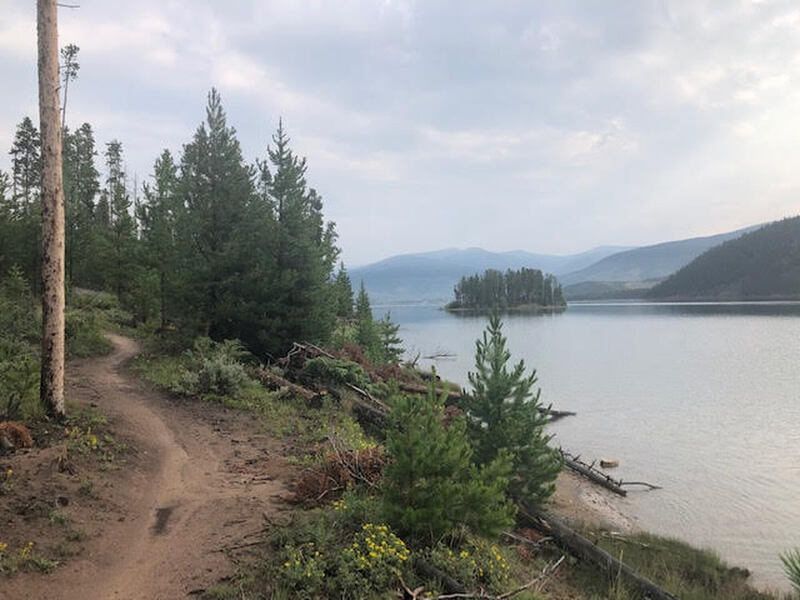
<box><xmin>1</xmin><ymin>0</ymin><xmax>799</xmax><ymax>265</ymax></box>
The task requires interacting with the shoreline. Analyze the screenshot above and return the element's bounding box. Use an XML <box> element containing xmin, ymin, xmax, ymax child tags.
<box><xmin>550</xmin><ymin>469</ymin><xmax>635</xmax><ymax>534</ymax></box>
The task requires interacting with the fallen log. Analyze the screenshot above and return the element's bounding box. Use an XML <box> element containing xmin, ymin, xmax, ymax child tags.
<box><xmin>352</xmin><ymin>400</ymin><xmax>390</xmax><ymax>434</ymax></box>
<box><xmin>345</xmin><ymin>382</ymin><xmax>390</xmax><ymax>412</ymax></box>
<box><xmin>519</xmin><ymin>504</ymin><xmax>677</xmax><ymax>600</ymax></box>
<box><xmin>252</xmin><ymin>368</ymin><xmax>322</xmax><ymax>403</ymax></box>
<box><xmin>398</xmin><ymin>381</ymin><xmax>463</xmax><ymax>401</ymax></box>
<box><xmin>542</xmin><ymin>407</ymin><xmax>576</xmax><ymax>421</ymax></box>
<box><xmin>560</xmin><ymin>450</ymin><xmax>627</xmax><ymax>496</ymax></box>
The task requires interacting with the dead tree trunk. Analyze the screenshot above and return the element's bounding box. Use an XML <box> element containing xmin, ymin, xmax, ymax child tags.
<box><xmin>519</xmin><ymin>505</ymin><xmax>677</xmax><ymax>600</ymax></box>
<box><xmin>38</xmin><ymin>0</ymin><xmax>66</xmax><ymax>420</ymax></box>
<box><xmin>561</xmin><ymin>453</ymin><xmax>627</xmax><ymax>496</ymax></box>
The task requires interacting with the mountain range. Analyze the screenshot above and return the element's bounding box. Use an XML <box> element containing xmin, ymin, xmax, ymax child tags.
<box><xmin>350</xmin><ymin>224</ymin><xmax>762</xmax><ymax>303</ymax></box>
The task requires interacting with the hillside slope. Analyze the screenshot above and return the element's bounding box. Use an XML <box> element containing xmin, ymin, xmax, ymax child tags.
<box><xmin>560</xmin><ymin>225</ymin><xmax>759</xmax><ymax>285</ymax></box>
<box><xmin>350</xmin><ymin>246</ymin><xmax>628</xmax><ymax>303</ymax></box>
<box><xmin>648</xmin><ymin>217</ymin><xmax>800</xmax><ymax>300</ymax></box>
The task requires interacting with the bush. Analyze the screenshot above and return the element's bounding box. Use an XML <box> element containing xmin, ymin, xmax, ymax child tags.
<box><xmin>0</xmin><ymin>341</ymin><xmax>40</xmax><ymax>422</ymax></box>
<box><xmin>381</xmin><ymin>385</ymin><xmax>515</xmax><ymax>545</ymax></box>
<box><xmin>426</xmin><ymin>538</ymin><xmax>512</xmax><ymax>592</ymax></box>
<box><xmin>172</xmin><ymin>338</ymin><xmax>250</xmax><ymax>397</ymax></box>
<box><xmin>271</xmin><ymin>506</ymin><xmax>411</xmax><ymax>600</ymax></box>
<box><xmin>65</xmin><ymin>310</ymin><xmax>113</xmax><ymax>358</ymax></box>
<box><xmin>0</xmin><ymin>267</ymin><xmax>39</xmax><ymax>343</ymax></box>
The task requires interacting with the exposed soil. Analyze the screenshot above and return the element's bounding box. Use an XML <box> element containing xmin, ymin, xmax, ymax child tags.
<box><xmin>2</xmin><ymin>334</ymin><xmax>292</xmax><ymax>600</ymax></box>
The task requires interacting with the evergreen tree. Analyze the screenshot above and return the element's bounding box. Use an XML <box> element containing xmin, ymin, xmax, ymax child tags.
<box><xmin>382</xmin><ymin>385</ymin><xmax>514</xmax><ymax>544</ymax></box>
<box><xmin>333</xmin><ymin>262</ymin><xmax>354</xmax><ymax>318</ymax></box>
<box><xmin>355</xmin><ymin>281</ymin><xmax>376</xmax><ymax>350</ymax></box>
<box><xmin>460</xmin><ymin>311</ymin><xmax>561</xmax><ymax>507</ymax></box>
<box><xmin>261</xmin><ymin>119</ymin><xmax>339</xmax><ymax>352</ymax></box>
<box><xmin>177</xmin><ymin>89</ymin><xmax>261</xmax><ymax>341</ymax></box>
<box><xmin>9</xmin><ymin>117</ymin><xmax>42</xmax><ymax>210</ymax></box>
<box><xmin>63</xmin><ymin>122</ymin><xmax>100</xmax><ymax>284</ymax></box>
<box><xmin>139</xmin><ymin>149</ymin><xmax>179</xmax><ymax>329</ymax></box>
<box><xmin>8</xmin><ymin>117</ymin><xmax>43</xmax><ymax>289</ymax></box>
<box><xmin>60</xmin><ymin>43</ymin><xmax>79</xmax><ymax>131</ymax></box>
<box><xmin>377</xmin><ymin>312</ymin><xmax>403</xmax><ymax>364</ymax></box>
<box><xmin>100</xmin><ymin>140</ymin><xmax>136</xmax><ymax>300</ymax></box>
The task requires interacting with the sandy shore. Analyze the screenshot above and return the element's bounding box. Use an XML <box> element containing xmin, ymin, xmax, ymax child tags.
<box><xmin>550</xmin><ymin>469</ymin><xmax>636</xmax><ymax>533</ymax></box>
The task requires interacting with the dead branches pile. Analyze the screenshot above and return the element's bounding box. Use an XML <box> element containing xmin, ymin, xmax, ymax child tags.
<box><xmin>289</xmin><ymin>445</ymin><xmax>385</xmax><ymax>505</ymax></box>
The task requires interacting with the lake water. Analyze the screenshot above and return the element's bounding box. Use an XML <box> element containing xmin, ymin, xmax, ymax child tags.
<box><xmin>384</xmin><ymin>301</ymin><xmax>800</xmax><ymax>592</ymax></box>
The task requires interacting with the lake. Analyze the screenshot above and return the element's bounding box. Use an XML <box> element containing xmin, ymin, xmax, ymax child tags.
<box><xmin>383</xmin><ymin>301</ymin><xmax>800</xmax><ymax>592</ymax></box>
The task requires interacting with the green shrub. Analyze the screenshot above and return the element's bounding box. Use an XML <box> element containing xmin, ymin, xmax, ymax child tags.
<box><xmin>0</xmin><ymin>340</ymin><xmax>40</xmax><ymax>421</ymax></box>
<box><xmin>0</xmin><ymin>266</ymin><xmax>39</xmax><ymax>343</ymax></box>
<box><xmin>172</xmin><ymin>338</ymin><xmax>250</xmax><ymax>397</ymax></box>
<box><xmin>336</xmin><ymin>523</ymin><xmax>410</xmax><ymax>598</ymax></box>
<box><xmin>426</xmin><ymin>538</ymin><xmax>512</xmax><ymax>592</ymax></box>
<box><xmin>382</xmin><ymin>385</ymin><xmax>515</xmax><ymax>545</ymax></box>
<box><xmin>270</xmin><ymin>505</ymin><xmax>411</xmax><ymax>600</ymax></box>
<box><xmin>65</xmin><ymin>309</ymin><xmax>113</xmax><ymax>358</ymax></box>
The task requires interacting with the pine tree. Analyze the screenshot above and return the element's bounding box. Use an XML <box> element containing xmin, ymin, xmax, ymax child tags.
<box><xmin>139</xmin><ymin>149</ymin><xmax>179</xmax><ymax>329</ymax></box>
<box><xmin>63</xmin><ymin>122</ymin><xmax>100</xmax><ymax>284</ymax></box>
<box><xmin>382</xmin><ymin>385</ymin><xmax>514</xmax><ymax>544</ymax></box>
<box><xmin>59</xmin><ymin>43</ymin><xmax>79</xmax><ymax>131</ymax></box>
<box><xmin>355</xmin><ymin>281</ymin><xmax>376</xmax><ymax>350</ymax></box>
<box><xmin>460</xmin><ymin>311</ymin><xmax>561</xmax><ymax>507</ymax></box>
<box><xmin>376</xmin><ymin>312</ymin><xmax>403</xmax><ymax>364</ymax></box>
<box><xmin>9</xmin><ymin>117</ymin><xmax>42</xmax><ymax>211</ymax></box>
<box><xmin>333</xmin><ymin>262</ymin><xmax>354</xmax><ymax>318</ymax></box>
<box><xmin>100</xmin><ymin>140</ymin><xmax>135</xmax><ymax>300</ymax></box>
<box><xmin>261</xmin><ymin>119</ymin><xmax>339</xmax><ymax>353</ymax></box>
<box><xmin>177</xmin><ymin>88</ymin><xmax>259</xmax><ymax>340</ymax></box>
<box><xmin>8</xmin><ymin>117</ymin><xmax>43</xmax><ymax>289</ymax></box>
<box><xmin>38</xmin><ymin>0</ymin><xmax>66</xmax><ymax>419</ymax></box>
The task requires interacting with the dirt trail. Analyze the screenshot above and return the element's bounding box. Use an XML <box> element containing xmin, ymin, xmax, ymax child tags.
<box><xmin>5</xmin><ymin>334</ymin><xmax>290</xmax><ymax>600</ymax></box>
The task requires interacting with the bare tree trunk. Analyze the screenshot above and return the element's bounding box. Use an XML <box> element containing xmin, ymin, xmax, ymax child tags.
<box><xmin>38</xmin><ymin>0</ymin><xmax>66</xmax><ymax>420</ymax></box>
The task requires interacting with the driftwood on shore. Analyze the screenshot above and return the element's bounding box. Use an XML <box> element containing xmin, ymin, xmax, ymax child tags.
<box><xmin>559</xmin><ymin>450</ymin><xmax>628</xmax><ymax>496</ymax></box>
<box><xmin>541</xmin><ymin>407</ymin><xmax>576</xmax><ymax>421</ymax></box>
<box><xmin>519</xmin><ymin>504</ymin><xmax>677</xmax><ymax>600</ymax></box>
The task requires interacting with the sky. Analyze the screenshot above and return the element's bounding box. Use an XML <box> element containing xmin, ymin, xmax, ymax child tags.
<box><xmin>1</xmin><ymin>0</ymin><xmax>799</xmax><ymax>266</ymax></box>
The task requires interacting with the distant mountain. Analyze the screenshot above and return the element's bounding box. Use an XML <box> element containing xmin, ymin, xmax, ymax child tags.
<box><xmin>648</xmin><ymin>217</ymin><xmax>800</xmax><ymax>300</ymax></box>
<box><xmin>559</xmin><ymin>225</ymin><xmax>759</xmax><ymax>286</ymax></box>
<box><xmin>350</xmin><ymin>246</ymin><xmax>629</xmax><ymax>303</ymax></box>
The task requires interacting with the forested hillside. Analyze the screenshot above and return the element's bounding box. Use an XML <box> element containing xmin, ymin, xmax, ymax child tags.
<box><xmin>0</xmin><ymin>90</ymin><xmax>344</xmax><ymax>358</ymax></box>
<box><xmin>648</xmin><ymin>217</ymin><xmax>800</xmax><ymax>300</ymax></box>
<box><xmin>559</xmin><ymin>225</ymin><xmax>758</xmax><ymax>285</ymax></box>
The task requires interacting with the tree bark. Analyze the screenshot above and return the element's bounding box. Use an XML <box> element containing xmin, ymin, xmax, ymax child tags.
<box><xmin>38</xmin><ymin>0</ymin><xmax>66</xmax><ymax>420</ymax></box>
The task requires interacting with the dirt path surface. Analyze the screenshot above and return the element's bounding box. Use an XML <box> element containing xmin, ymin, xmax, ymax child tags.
<box><xmin>4</xmin><ymin>334</ymin><xmax>290</xmax><ymax>600</ymax></box>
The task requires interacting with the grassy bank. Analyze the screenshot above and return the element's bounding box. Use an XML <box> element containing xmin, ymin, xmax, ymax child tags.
<box><xmin>131</xmin><ymin>331</ymin><xmax>787</xmax><ymax>600</ymax></box>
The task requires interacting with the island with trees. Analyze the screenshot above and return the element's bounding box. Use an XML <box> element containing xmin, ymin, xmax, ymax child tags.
<box><xmin>446</xmin><ymin>267</ymin><xmax>567</xmax><ymax>313</ymax></box>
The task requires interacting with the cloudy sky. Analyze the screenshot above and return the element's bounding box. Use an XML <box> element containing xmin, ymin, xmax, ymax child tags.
<box><xmin>1</xmin><ymin>1</ymin><xmax>799</xmax><ymax>265</ymax></box>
